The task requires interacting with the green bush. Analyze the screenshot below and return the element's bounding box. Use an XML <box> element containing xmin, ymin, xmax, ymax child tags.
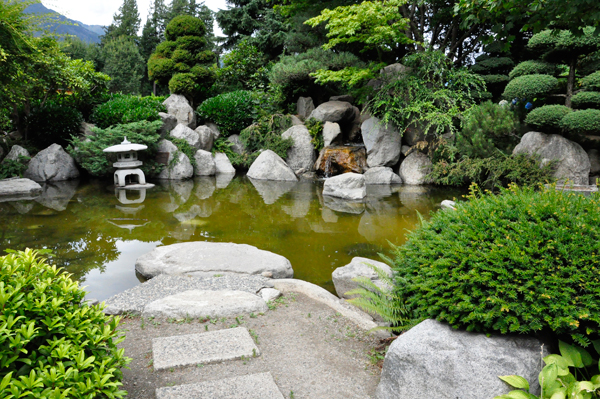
<box><xmin>525</xmin><ymin>104</ymin><xmax>573</xmax><ymax>132</ymax></box>
<box><xmin>305</xmin><ymin>117</ymin><xmax>324</xmax><ymax>151</ymax></box>
<box><xmin>503</xmin><ymin>74</ymin><xmax>559</xmax><ymax>100</ymax></box>
<box><xmin>581</xmin><ymin>71</ymin><xmax>600</xmax><ymax>91</ymax></box>
<box><xmin>571</xmin><ymin>91</ymin><xmax>600</xmax><ymax>109</ymax></box>
<box><xmin>215</xmin><ymin>39</ymin><xmax>270</xmax><ymax>92</ymax></box>
<box><xmin>0</xmin><ymin>248</ymin><xmax>129</xmax><ymax>398</ymax></box>
<box><xmin>560</xmin><ymin>109</ymin><xmax>600</xmax><ymax>135</ymax></box>
<box><xmin>470</xmin><ymin>57</ymin><xmax>514</xmax><ymax>74</ymax></box>
<box><xmin>147</xmin><ymin>56</ymin><xmax>176</xmax><ymax>82</ymax></box>
<box><xmin>197</xmin><ymin>90</ymin><xmax>255</xmax><ymax>135</ymax></box>
<box><xmin>389</xmin><ymin>184</ymin><xmax>600</xmax><ymax>345</ymax></box>
<box><xmin>91</xmin><ymin>94</ymin><xmax>166</xmax><ymax>129</ymax></box>
<box><xmin>164</xmin><ymin>15</ymin><xmax>206</xmax><ymax>41</ymax></box>
<box><xmin>0</xmin><ymin>156</ymin><xmax>29</xmax><ymax>179</ymax></box>
<box><xmin>68</xmin><ymin>120</ymin><xmax>163</xmax><ymax>177</ymax></box>
<box><xmin>237</xmin><ymin>114</ymin><xmax>294</xmax><ymax>168</ymax></box>
<box><xmin>455</xmin><ymin>101</ymin><xmax>520</xmax><ymax>158</ymax></box>
<box><xmin>175</xmin><ymin>36</ymin><xmax>207</xmax><ymax>52</ymax></box>
<box><xmin>508</xmin><ymin>60</ymin><xmax>557</xmax><ymax>80</ymax></box>
<box><xmin>154</xmin><ymin>41</ymin><xmax>178</xmax><ymax>57</ymax></box>
<box><xmin>26</xmin><ymin>102</ymin><xmax>83</xmax><ymax>149</ymax></box>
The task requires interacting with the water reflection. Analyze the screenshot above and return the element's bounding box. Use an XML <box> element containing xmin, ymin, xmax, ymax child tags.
<box><xmin>0</xmin><ymin>176</ymin><xmax>465</xmax><ymax>300</ymax></box>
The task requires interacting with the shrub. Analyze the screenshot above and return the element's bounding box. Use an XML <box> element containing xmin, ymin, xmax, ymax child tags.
<box><xmin>390</xmin><ymin>184</ymin><xmax>600</xmax><ymax>346</ymax></box>
<box><xmin>502</xmin><ymin>74</ymin><xmax>559</xmax><ymax>100</ymax></box>
<box><xmin>508</xmin><ymin>60</ymin><xmax>557</xmax><ymax>80</ymax></box>
<box><xmin>0</xmin><ymin>156</ymin><xmax>29</xmax><ymax>179</ymax></box>
<box><xmin>26</xmin><ymin>102</ymin><xmax>83</xmax><ymax>149</ymax></box>
<box><xmin>0</xmin><ymin>249</ymin><xmax>129</xmax><ymax>398</ymax></box>
<box><xmin>455</xmin><ymin>101</ymin><xmax>520</xmax><ymax>158</ymax></box>
<box><xmin>305</xmin><ymin>117</ymin><xmax>324</xmax><ymax>151</ymax></box>
<box><xmin>525</xmin><ymin>104</ymin><xmax>573</xmax><ymax>132</ymax></box>
<box><xmin>68</xmin><ymin>120</ymin><xmax>163</xmax><ymax>177</ymax></box>
<box><xmin>571</xmin><ymin>91</ymin><xmax>600</xmax><ymax>109</ymax></box>
<box><xmin>470</xmin><ymin>57</ymin><xmax>514</xmax><ymax>74</ymax></box>
<box><xmin>168</xmin><ymin>73</ymin><xmax>198</xmax><ymax>98</ymax></box>
<box><xmin>215</xmin><ymin>39</ymin><xmax>270</xmax><ymax>92</ymax></box>
<box><xmin>164</xmin><ymin>15</ymin><xmax>206</xmax><ymax>41</ymax></box>
<box><xmin>91</xmin><ymin>94</ymin><xmax>166</xmax><ymax>129</ymax></box>
<box><xmin>196</xmin><ymin>90</ymin><xmax>255</xmax><ymax>135</ymax></box>
<box><xmin>154</xmin><ymin>41</ymin><xmax>178</xmax><ymax>57</ymax></box>
<box><xmin>559</xmin><ymin>109</ymin><xmax>600</xmax><ymax>135</ymax></box>
<box><xmin>581</xmin><ymin>71</ymin><xmax>600</xmax><ymax>91</ymax></box>
<box><xmin>236</xmin><ymin>114</ymin><xmax>294</xmax><ymax>168</ymax></box>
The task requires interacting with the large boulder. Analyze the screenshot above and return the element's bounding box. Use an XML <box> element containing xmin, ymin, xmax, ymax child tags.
<box><xmin>0</xmin><ymin>178</ymin><xmax>42</xmax><ymax>201</ymax></box>
<box><xmin>228</xmin><ymin>134</ymin><xmax>246</xmax><ymax>155</ymax></box>
<box><xmin>206</xmin><ymin>122</ymin><xmax>220</xmax><ymax>139</ymax></box>
<box><xmin>24</xmin><ymin>144</ymin><xmax>79</xmax><ymax>182</ymax></box>
<box><xmin>323</xmin><ymin>172</ymin><xmax>366</xmax><ymax>200</ymax></box>
<box><xmin>194</xmin><ymin>150</ymin><xmax>216</xmax><ymax>176</ymax></box>
<box><xmin>330</xmin><ymin>94</ymin><xmax>354</xmax><ymax>103</ymax></box>
<box><xmin>247</xmin><ymin>150</ymin><xmax>298</xmax><ymax>181</ymax></box>
<box><xmin>135</xmin><ymin>242</ymin><xmax>294</xmax><ymax>279</ymax></box>
<box><xmin>513</xmin><ymin>132</ymin><xmax>590</xmax><ymax>185</ymax></box>
<box><xmin>3</xmin><ymin>145</ymin><xmax>30</xmax><ymax>163</ymax></box>
<box><xmin>163</xmin><ymin>94</ymin><xmax>196</xmax><ymax>129</ymax></box>
<box><xmin>281</xmin><ymin>125</ymin><xmax>315</xmax><ymax>171</ymax></box>
<box><xmin>588</xmin><ymin>149</ymin><xmax>600</xmax><ymax>184</ymax></box>
<box><xmin>170</xmin><ymin>124</ymin><xmax>202</xmax><ymax>150</ymax></box>
<box><xmin>364</xmin><ymin>167</ymin><xmax>402</xmax><ymax>185</ymax></box>
<box><xmin>296</xmin><ymin>97</ymin><xmax>315</xmax><ymax>120</ymax></box>
<box><xmin>332</xmin><ymin>257</ymin><xmax>392</xmax><ymax>299</ymax></box>
<box><xmin>315</xmin><ymin>146</ymin><xmax>368</xmax><ymax>176</ymax></box>
<box><xmin>156</xmin><ymin>139</ymin><xmax>194</xmax><ymax>180</ymax></box>
<box><xmin>376</xmin><ymin>319</ymin><xmax>546</xmax><ymax>399</ymax></box>
<box><xmin>214</xmin><ymin>153</ymin><xmax>236</xmax><ymax>174</ymax></box>
<box><xmin>309</xmin><ymin>101</ymin><xmax>355</xmax><ymax>123</ymax></box>
<box><xmin>398</xmin><ymin>152</ymin><xmax>432</xmax><ymax>185</ymax></box>
<box><xmin>323</xmin><ymin>122</ymin><xmax>342</xmax><ymax>148</ymax></box>
<box><xmin>158</xmin><ymin>112</ymin><xmax>178</xmax><ymax>137</ymax></box>
<box><xmin>361</xmin><ymin>117</ymin><xmax>402</xmax><ymax>167</ymax></box>
<box><xmin>194</xmin><ymin>125</ymin><xmax>216</xmax><ymax>151</ymax></box>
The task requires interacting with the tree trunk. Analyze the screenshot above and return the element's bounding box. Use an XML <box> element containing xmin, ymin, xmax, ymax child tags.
<box><xmin>566</xmin><ymin>58</ymin><xmax>577</xmax><ymax>108</ymax></box>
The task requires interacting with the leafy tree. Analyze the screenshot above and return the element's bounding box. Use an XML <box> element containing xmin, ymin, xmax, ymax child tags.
<box><xmin>103</xmin><ymin>0</ymin><xmax>142</xmax><ymax>44</ymax></box>
<box><xmin>103</xmin><ymin>36</ymin><xmax>145</xmax><ymax>94</ymax></box>
<box><xmin>61</xmin><ymin>37</ymin><xmax>104</xmax><ymax>71</ymax></box>
<box><xmin>215</xmin><ymin>39</ymin><xmax>270</xmax><ymax>91</ymax></box>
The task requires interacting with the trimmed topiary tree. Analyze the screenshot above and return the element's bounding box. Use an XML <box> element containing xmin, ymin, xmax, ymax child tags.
<box><xmin>559</xmin><ymin>109</ymin><xmax>600</xmax><ymax>136</ymax></box>
<box><xmin>571</xmin><ymin>91</ymin><xmax>600</xmax><ymax>110</ymax></box>
<box><xmin>524</xmin><ymin>105</ymin><xmax>573</xmax><ymax>132</ymax></box>
<box><xmin>469</xmin><ymin>42</ymin><xmax>514</xmax><ymax>101</ymax></box>
<box><xmin>503</xmin><ymin>74</ymin><xmax>559</xmax><ymax>101</ymax></box>
<box><xmin>508</xmin><ymin>60</ymin><xmax>557</xmax><ymax>80</ymax></box>
<box><xmin>147</xmin><ymin>15</ymin><xmax>215</xmax><ymax>105</ymax></box>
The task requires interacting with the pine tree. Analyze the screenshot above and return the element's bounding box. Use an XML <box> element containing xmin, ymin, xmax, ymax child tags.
<box><xmin>103</xmin><ymin>36</ymin><xmax>145</xmax><ymax>94</ymax></box>
<box><xmin>102</xmin><ymin>0</ymin><xmax>141</xmax><ymax>44</ymax></box>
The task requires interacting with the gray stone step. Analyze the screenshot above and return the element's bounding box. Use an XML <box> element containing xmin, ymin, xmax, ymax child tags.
<box><xmin>152</xmin><ymin>327</ymin><xmax>260</xmax><ymax>371</ymax></box>
<box><xmin>156</xmin><ymin>372</ymin><xmax>284</xmax><ymax>399</ymax></box>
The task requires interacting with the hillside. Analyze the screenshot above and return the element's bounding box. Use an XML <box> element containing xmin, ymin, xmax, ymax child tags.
<box><xmin>25</xmin><ymin>3</ymin><xmax>103</xmax><ymax>44</ymax></box>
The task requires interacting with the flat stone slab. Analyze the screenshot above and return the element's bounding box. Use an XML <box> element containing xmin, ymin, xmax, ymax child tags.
<box><xmin>135</xmin><ymin>242</ymin><xmax>294</xmax><ymax>279</ymax></box>
<box><xmin>156</xmin><ymin>372</ymin><xmax>284</xmax><ymax>399</ymax></box>
<box><xmin>152</xmin><ymin>327</ymin><xmax>260</xmax><ymax>371</ymax></box>
<box><xmin>143</xmin><ymin>289</ymin><xmax>268</xmax><ymax>319</ymax></box>
<box><xmin>0</xmin><ymin>178</ymin><xmax>42</xmax><ymax>202</ymax></box>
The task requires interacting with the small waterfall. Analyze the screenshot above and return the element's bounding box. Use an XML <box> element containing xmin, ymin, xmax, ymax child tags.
<box><xmin>324</xmin><ymin>155</ymin><xmax>333</xmax><ymax>178</ymax></box>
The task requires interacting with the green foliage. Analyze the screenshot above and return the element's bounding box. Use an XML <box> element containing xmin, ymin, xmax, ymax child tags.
<box><xmin>26</xmin><ymin>102</ymin><xmax>83</xmax><ymax>149</ymax></box>
<box><xmin>305</xmin><ymin>117</ymin><xmax>324</xmax><ymax>151</ymax></box>
<box><xmin>102</xmin><ymin>36</ymin><xmax>145</xmax><ymax>95</ymax></box>
<box><xmin>456</xmin><ymin>102</ymin><xmax>520</xmax><ymax>158</ymax></box>
<box><xmin>237</xmin><ymin>114</ymin><xmax>294</xmax><ymax>167</ymax></box>
<box><xmin>68</xmin><ymin>120</ymin><xmax>163</xmax><ymax>177</ymax></box>
<box><xmin>0</xmin><ymin>156</ymin><xmax>29</xmax><ymax>179</ymax></box>
<box><xmin>196</xmin><ymin>90</ymin><xmax>255</xmax><ymax>136</ymax></box>
<box><xmin>481</xmin><ymin>75</ymin><xmax>509</xmax><ymax>85</ymax></box>
<box><xmin>508</xmin><ymin>61</ymin><xmax>557</xmax><ymax>80</ymax></box>
<box><xmin>494</xmin><ymin>341</ymin><xmax>600</xmax><ymax>399</ymax></box>
<box><xmin>560</xmin><ymin>109</ymin><xmax>600</xmax><ymax>135</ymax></box>
<box><xmin>582</xmin><ymin>71</ymin><xmax>600</xmax><ymax>91</ymax></box>
<box><xmin>528</xmin><ymin>28</ymin><xmax>600</xmax><ymax>62</ymax></box>
<box><xmin>390</xmin><ymin>184</ymin><xmax>600</xmax><ymax>345</ymax></box>
<box><xmin>168</xmin><ymin>72</ymin><xmax>198</xmax><ymax>98</ymax></box>
<box><xmin>102</xmin><ymin>0</ymin><xmax>141</xmax><ymax>43</ymax></box>
<box><xmin>524</xmin><ymin>105</ymin><xmax>573</xmax><ymax>132</ymax></box>
<box><xmin>503</xmin><ymin>74</ymin><xmax>558</xmax><ymax>100</ymax></box>
<box><xmin>0</xmin><ymin>248</ymin><xmax>129</xmax><ymax>398</ymax></box>
<box><xmin>428</xmin><ymin>153</ymin><xmax>555</xmax><ymax>188</ymax></box>
<box><xmin>369</xmin><ymin>50</ymin><xmax>486</xmax><ymax>137</ymax></box>
<box><xmin>471</xmin><ymin>57</ymin><xmax>515</xmax><ymax>74</ymax></box>
<box><xmin>572</xmin><ymin>91</ymin><xmax>600</xmax><ymax>110</ymax></box>
<box><xmin>91</xmin><ymin>94</ymin><xmax>166</xmax><ymax>129</ymax></box>
<box><xmin>165</xmin><ymin>15</ymin><xmax>206</xmax><ymax>41</ymax></box>
<box><xmin>171</xmin><ymin>137</ymin><xmax>197</xmax><ymax>168</ymax></box>
<box><xmin>155</xmin><ymin>41</ymin><xmax>178</xmax><ymax>58</ymax></box>
<box><xmin>215</xmin><ymin>39</ymin><xmax>270</xmax><ymax>92</ymax></box>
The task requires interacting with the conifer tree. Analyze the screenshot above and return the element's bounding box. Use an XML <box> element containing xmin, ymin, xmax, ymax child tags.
<box><xmin>102</xmin><ymin>0</ymin><xmax>141</xmax><ymax>44</ymax></box>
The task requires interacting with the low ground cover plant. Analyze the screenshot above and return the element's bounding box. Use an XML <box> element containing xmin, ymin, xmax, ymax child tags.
<box><xmin>91</xmin><ymin>94</ymin><xmax>166</xmax><ymax>129</ymax></box>
<box><xmin>0</xmin><ymin>249</ymin><xmax>129</xmax><ymax>398</ymax></box>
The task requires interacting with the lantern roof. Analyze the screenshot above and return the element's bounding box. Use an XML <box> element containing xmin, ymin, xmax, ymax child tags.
<box><xmin>103</xmin><ymin>137</ymin><xmax>148</xmax><ymax>153</ymax></box>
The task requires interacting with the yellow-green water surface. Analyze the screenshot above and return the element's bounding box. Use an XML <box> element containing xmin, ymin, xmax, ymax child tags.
<box><xmin>0</xmin><ymin>175</ymin><xmax>464</xmax><ymax>300</ymax></box>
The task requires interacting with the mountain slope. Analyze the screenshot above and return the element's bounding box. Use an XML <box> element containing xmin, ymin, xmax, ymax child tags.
<box><xmin>25</xmin><ymin>3</ymin><xmax>103</xmax><ymax>44</ymax></box>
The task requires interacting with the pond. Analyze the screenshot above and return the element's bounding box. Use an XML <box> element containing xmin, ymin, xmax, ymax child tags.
<box><xmin>0</xmin><ymin>175</ymin><xmax>465</xmax><ymax>301</ymax></box>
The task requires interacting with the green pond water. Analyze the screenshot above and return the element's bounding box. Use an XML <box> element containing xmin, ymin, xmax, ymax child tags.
<box><xmin>0</xmin><ymin>175</ymin><xmax>464</xmax><ymax>301</ymax></box>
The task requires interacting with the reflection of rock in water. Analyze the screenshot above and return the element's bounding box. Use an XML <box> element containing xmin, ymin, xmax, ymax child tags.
<box><xmin>35</xmin><ymin>180</ymin><xmax>79</xmax><ymax>211</ymax></box>
<box><xmin>397</xmin><ymin>185</ymin><xmax>433</xmax><ymax>209</ymax></box>
<box><xmin>248</xmin><ymin>178</ymin><xmax>297</xmax><ymax>205</ymax></box>
<box><xmin>323</xmin><ymin>195</ymin><xmax>365</xmax><ymax>214</ymax></box>
<box><xmin>193</xmin><ymin>177</ymin><xmax>216</xmax><ymax>200</ymax></box>
<box><xmin>170</xmin><ymin>223</ymin><xmax>196</xmax><ymax>241</ymax></box>
<box><xmin>359</xmin><ymin>209</ymin><xmax>401</xmax><ymax>242</ymax></box>
<box><xmin>321</xmin><ymin>207</ymin><xmax>338</xmax><ymax>223</ymax></box>
<box><xmin>10</xmin><ymin>201</ymin><xmax>35</xmax><ymax>214</ymax></box>
<box><xmin>344</xmin><ymin>242</ymin><xmax>385</xmax><ymax>258</ymax></box>
<box><xmin>281</xmin><ymin>182</ymin><xmax>313</xmax><ymax>218</ymax></box>
<box><xmin>216</xmin><ymin>173</ymin><xmax>234</xmax><ymax>189</ymax></box>
<box><xmin>366</xmin><ymin>184</ymin><xmax>399</xmax><ymax>199</ymax></box>
<box><xmin>158</xmin><ymin>179</ymin><xmax>193</xmax><ymax>203</ymax></box>
<box><xmin>174</xmin><ymin>202</ymin><xmax>213</xmax><ymax>221</ymax></box>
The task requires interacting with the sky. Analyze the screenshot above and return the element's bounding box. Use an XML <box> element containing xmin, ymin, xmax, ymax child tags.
<box><xmin>41</xmin><ymin>0</ymin><xmax>230</xmax><ymax>33</ymax></box>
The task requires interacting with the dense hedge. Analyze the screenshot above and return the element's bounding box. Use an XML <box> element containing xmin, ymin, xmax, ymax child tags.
<box><xmin>0</xmin><ymin>249</ymin><xmax>129</xmax><ymax>398</ymax></box>
<box><xmin>27</xmin><ymin>102</ymin><xmax>83</xmax><ymax>149</ymax></box>
<box><xmin>524</xmin><ymin>104</ymin><xmax>572</xmax><ymax>132</ymax></box>
<box><xmin>91</xmin><ymin>94</ymin><xmax>166</xmax><ymax>129</ymax></box>
<box><xmin>503</xmin><ymin>74</ymin><xmax>558</xmax><ymax>100</ymax></box>
<box><xmin>581</xmin><ymin>71</ymin><xmax>600</xmax><ymax>91</ymax></box>
<box><xmin>391</xmin><ymin>185</ymin><xmax>600</xmax><ymax>346</ymax></box>
<box><xmin>508</xmin><ymin>60</ymin><xmax>556</xmax><ymax>80</ymax></box>
<box><xmin>559</xmin><ymin>109</ymin><xmax>600</xmax><ymax>135</ymax></box>
<box><xmin>571</xmin><ymin>91</ymin><xmax>600</xmax><ymax>109</ymax></box>
<box><xmin>196</xmin><ymin>90</ymin><xmax>255</xmax><ymax>135</ymax></box>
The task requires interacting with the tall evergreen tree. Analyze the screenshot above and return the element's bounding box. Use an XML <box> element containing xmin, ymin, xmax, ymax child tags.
<box><xmin>103</xmin><ymin>36</ymin><xmax>145</xmax><ymax>94</ymax></box>
<box><xmin>102</xmin><ymin>0</ymin><xmax>142</xmax><ymax>44</ymax></box>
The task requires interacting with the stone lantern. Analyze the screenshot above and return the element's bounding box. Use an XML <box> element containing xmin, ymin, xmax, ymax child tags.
<box><xmin>103</xmin><ymin>137</ymin><xmax>154</xmax><ymax>188</ymax></box>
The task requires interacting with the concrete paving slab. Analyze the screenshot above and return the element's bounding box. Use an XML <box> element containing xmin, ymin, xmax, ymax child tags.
<box><xmin>155</xmin><ymin>372</ymin><xmax>284</xmax><ymax>399</ymax></box>
<box><xmin>153</xmin><ymin>327</ymin><xmax>260</xmax><ymax>371</ymax></box>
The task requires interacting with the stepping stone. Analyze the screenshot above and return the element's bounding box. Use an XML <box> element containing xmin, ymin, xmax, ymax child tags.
<box><xmin>152</xmin><ymin>327</ymin><xmax>260</xmax><ymax>371</ymax></box>
<box><xmin>156</xmin><ymin>372</ymin><xmax>284</xmax><ymax>399</ymax></box>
